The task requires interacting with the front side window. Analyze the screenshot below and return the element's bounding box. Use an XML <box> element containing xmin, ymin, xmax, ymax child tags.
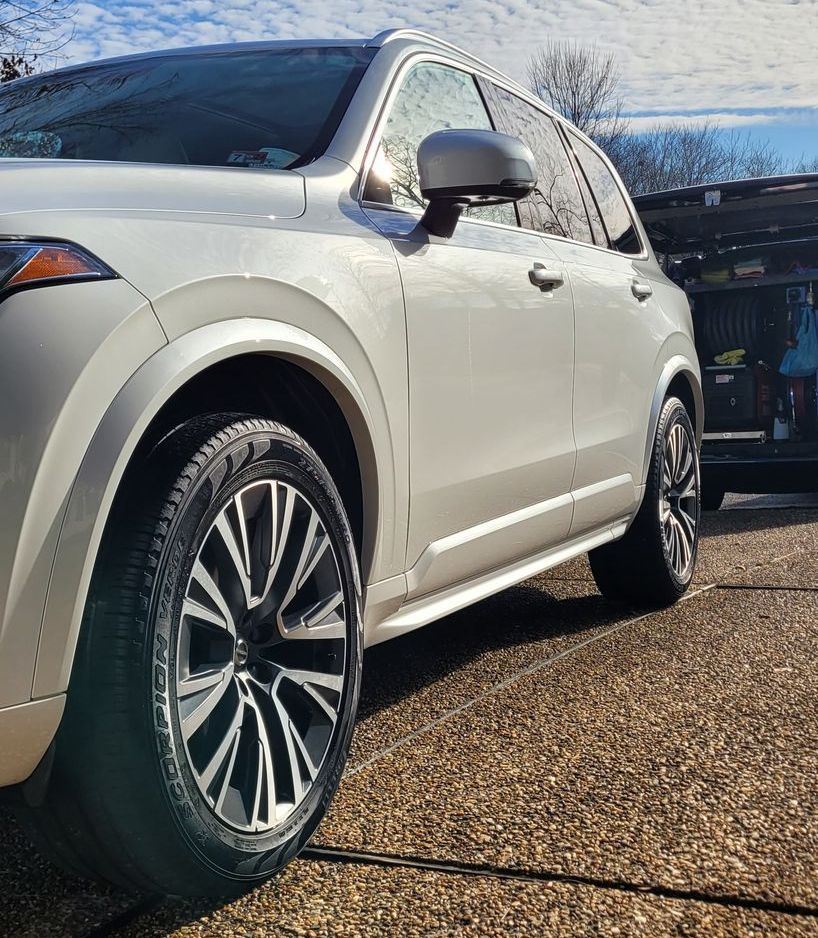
<box><xmin>0</xmin><ymin>46</ymin><xmax>373</xmax><ymax>169</ymax></box>
<box><xmin>489</xmin><ymin>85</ymin><xmax>593</xmax><ymax>244</ymax></box>
<box><xmin>364</xmin><ymin>62</ymin><xmax>517</xmax><ymax>227</ymax></box>
<box><xmin>569</xmin><ymin>132</ymin><xmax>642</xmax><ymax>255</ymax></box>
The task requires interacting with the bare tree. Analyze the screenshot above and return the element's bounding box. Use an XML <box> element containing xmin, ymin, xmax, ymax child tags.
<box><xmin>527</xmin><ymin>40</ymin><xmax>629</xmax><ymax>153</ymax></box>
<box><xmin>615</xmin><ymin>121</ymin><xmax>798</xmax><ymax>195</ymax></box>
<box><xmin>0</xmin><ymin>0</ymin><xmax>76</xmax><ymax>81</ymax></box>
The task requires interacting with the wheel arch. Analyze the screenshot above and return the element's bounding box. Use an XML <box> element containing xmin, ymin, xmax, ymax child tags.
<box><xmin>34</xmin><ymin>319</ymin><xmax>395</xmax><ymax>700</ymax></box>
<box><xmin>641</xmin><ymin>355</ymin><xmax>704</xmax><ymax>485</ymax></box>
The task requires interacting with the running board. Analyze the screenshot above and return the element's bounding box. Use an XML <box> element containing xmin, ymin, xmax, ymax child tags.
<box><xmin>365</xmin><ymin>522</ymin><xmax>626</xmax><ymax>647</ymax></box>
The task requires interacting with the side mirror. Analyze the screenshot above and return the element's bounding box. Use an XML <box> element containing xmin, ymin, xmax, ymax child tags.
<box><xmin>417</xmin><ymin>129</ymin><xmax>537</xmax><ymax>238</ymax></box>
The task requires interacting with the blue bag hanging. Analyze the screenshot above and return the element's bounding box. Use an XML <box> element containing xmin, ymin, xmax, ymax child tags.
<box><xmin>780</xmin><ymin>304</ymin><xmax>818</xmax><ymax>377</ymax></box>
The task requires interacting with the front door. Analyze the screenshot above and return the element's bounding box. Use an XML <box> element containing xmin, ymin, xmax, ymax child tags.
<box><xmin>362</xmin><ymin>61</ymin><xmax>576</xmax><ymax>599</ymax></box>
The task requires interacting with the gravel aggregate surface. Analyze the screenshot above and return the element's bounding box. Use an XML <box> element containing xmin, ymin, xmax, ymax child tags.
<box><xmin>316</xmin><ymin>588</ymin><xmax>818</xmax><ymax>908</ymax></box>
<box><xmin>0</xmin><ymin>504</ymin><xmax>816</xmax><ymax>937</ymax></box>
<box><xmin>0</xmin><ymin>809</ymin><xmax>134</xmax><ymax>937</ymax></box>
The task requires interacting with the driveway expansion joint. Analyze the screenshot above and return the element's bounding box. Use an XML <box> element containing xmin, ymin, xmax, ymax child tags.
<box><xmin>718</xmin><ymin>583</ymin><xmax>818</xmax><ymax>592</ymax></box>
<box><xmin>303</xmin><ymin>846</ymin><xmax>818</xmax><ymax>920</ymax></box>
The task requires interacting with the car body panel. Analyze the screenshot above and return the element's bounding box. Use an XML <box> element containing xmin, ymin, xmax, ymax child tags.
<box><xmin>0</xmin><ymin>278</ymin><xmax>165</xmax><ymax>708</ymax></box>
<box><xmin>0</xmin><ymin>694</ymin><xmax>65</xmax><ymax>787</ymax></box>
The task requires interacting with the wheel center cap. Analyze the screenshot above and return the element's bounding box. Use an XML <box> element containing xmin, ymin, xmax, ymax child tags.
<box><xmin>234</xmin><ymin>638</ymin><xmax>250</xmax><ymax>669</ymax></box>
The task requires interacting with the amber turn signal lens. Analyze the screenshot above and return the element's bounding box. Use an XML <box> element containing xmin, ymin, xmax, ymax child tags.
<box><xmin>6</xmin><ymin>246</ymin><xmax>104</xmax><ymax>287</ymax></box>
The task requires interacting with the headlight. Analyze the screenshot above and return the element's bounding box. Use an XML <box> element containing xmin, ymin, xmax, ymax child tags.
<box><xmin>0</xmin><ymin>240</ymin><xmax>116</xmax><ymax>296</ymax></box>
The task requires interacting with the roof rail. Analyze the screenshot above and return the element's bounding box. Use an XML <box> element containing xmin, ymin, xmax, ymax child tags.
<box><xmin>366</xmin><ymin>27</ymin><xmax>506</xmax><ymax>79</ymax></box>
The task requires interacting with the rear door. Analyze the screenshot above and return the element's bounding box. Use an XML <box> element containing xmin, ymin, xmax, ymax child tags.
<box><xmin>486</xmin><ymin>78</ymin><xmax>659</xmax><ymax>535</ymax></box>
<box><xmin>485</xmin><ymin>84</ymin><xmax>646</xmax><ymax>534</ymax></box>
<box><xmin>361</xmin><ymin>61</ymin><xmax>576</xmax><ymax>599</ymax></box>
<box><xmin>558</xmin><ymin>130</ymin><xmax>663</xmax><ymax>534</ymax></box>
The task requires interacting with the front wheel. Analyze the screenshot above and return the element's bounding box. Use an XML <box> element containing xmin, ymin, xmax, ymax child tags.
<box><xmin>589</xmin><ymin>396</ymin><xmax>700</xmax><ymax>606</ymax></box>
<box><xmin>17</xmin><ymin>415</ymin><xmax>362</xmax><ymax>896</ymax></box>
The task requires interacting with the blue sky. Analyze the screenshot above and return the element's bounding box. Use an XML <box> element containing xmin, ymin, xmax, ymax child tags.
<box><xmin>69</xmin><ymin>0</ymin><xmax>818</xmax><ymax>160</ymax></box>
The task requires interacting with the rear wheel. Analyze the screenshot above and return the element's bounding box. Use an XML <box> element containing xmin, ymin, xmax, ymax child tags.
<box><xmin>589</xmin><ymin>397</ymin><xmax>700</xmax><ymax>606</ymax></box>
<box><xmin>16</xmin><ymin>415</ymin><xmax>362</xmax><ymax>896</ymax></box>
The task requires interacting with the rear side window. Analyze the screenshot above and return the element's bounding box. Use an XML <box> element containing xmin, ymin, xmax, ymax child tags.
<box><xmin>364</xmin><ymin>62</ymin><xmax>517</xmax><ymax>227</ymax></box>
<box><xmin>569</xmin><ymin>132</ymin><xmax>642</xmax><ymax>255</ymax></box>
<box><xmin>489</xmin><ymin>84</ymin><xmax>592</xmax><ymax>244</ymax></box>
<box><xmin>0</xmin><ymin>47</ymin><xmax>373</xmax><ymax>169</ymax></box>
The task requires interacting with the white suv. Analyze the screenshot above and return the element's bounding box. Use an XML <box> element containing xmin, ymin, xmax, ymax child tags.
<box><xmin>0</xmin><ymin>29</ymin><xmax>702</xmax><ymax>896</ymax></box>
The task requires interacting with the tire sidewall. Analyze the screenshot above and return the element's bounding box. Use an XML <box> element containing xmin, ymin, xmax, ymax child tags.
<box><xmin>147</xmin><ymin>425</ymin><xmax>361</xmax><ymax>884</ymax></box>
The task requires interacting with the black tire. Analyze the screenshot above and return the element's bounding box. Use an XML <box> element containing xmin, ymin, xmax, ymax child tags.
<box><xmin>15</xmin><ymin>415</ymin><xmax>362</xmax><ymax>897</ymax></box>
<box><xmin>701</xmin><ymin>485</ymin><xmax>726</xmax><ymax>512</ymax></box>
<box><xmin>589</xmin><ymin>397</ymin><xmax>700</xmax><ymax>607</ymax></box>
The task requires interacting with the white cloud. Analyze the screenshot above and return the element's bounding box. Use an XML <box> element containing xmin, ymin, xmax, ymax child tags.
<box><xmin>68</xmin><ymin>0</ymin><xmax>818</xmax><ymax>123</ymax></box>
<box><xmin>625</xmin><ymin>112</ymin><xmax>783</xmax><ymax>133</ymax></box>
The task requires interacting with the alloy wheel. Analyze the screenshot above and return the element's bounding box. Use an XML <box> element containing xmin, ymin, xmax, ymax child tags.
<box><xmin>659</xmin><ymin>420</ymin><xmax>699</xmax><ymax>579</ymax></box>
<box><xmin>175</xmin><ymin>479</ymin><xmax>347</xmax><ymax>832</ymax></box>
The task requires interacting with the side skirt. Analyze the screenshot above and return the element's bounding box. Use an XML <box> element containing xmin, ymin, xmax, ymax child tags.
<box><xmin>364</xmin><ymin>521</ymin><xmax>627</xmax><ymax>647</ymax></box>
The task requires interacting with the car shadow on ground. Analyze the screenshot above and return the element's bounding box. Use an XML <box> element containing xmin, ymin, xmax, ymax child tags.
<box><xmin>356</xmin><ymin>584</ymin><xmax>623</xmax><ymax>723</ymax></box>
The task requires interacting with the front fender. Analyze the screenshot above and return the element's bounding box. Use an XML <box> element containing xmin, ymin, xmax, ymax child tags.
<box><xmin>34</xmin><ymin>318</ymin><xmax>394</xmax><ymax>699</ymax></box>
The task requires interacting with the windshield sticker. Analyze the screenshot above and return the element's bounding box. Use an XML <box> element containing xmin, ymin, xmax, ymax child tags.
<box><xmin>227</xmin><ymin>147</ymin><xmax>298</xmax><ymax>169</ymax></box>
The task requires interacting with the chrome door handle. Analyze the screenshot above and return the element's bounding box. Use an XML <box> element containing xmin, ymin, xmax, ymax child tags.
<box><xmin>631</xmin><ymin>280</ymin><xmax>653</xmax><ymax>301</ymax></box>
<box><xmin>529</xmin><ymin>264</ymin><xmax>564</xmax><ymax>291</ymax></box>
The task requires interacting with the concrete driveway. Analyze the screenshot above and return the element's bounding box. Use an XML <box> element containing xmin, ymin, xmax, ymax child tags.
<box><xmin>1</xmin><ymin>495</ymin><xmax>817</xmax><ymax>937</ymax></box>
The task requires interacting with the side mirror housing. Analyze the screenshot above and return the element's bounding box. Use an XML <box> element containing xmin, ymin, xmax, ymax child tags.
<box><xmin>417</xmin><ymin>129</ymin><xmax>537</xmax><ymax>237</ymax></box>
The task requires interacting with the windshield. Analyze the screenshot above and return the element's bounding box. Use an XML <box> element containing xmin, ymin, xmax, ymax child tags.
<box><xmin>0</xmin><ymin>46</ymin><xmax>373</xmax><ymax>170</ymax></box>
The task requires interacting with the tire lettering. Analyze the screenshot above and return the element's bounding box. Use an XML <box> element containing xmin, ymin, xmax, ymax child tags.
<box><xmin>154</xmin><ymin>663</ymin><xmax>166</xmax><ymax>694</ymax></box>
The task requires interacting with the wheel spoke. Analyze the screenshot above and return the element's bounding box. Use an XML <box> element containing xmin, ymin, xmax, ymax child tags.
<box><xmin>668</xmin><ymin>513</ymin><xmax>691</xmax><ymax>574</ymax></box>
<box><xmin>181</xmin><ymin>596</ymin><xmax>230</xmax><ymax>632</ymax></box>
<box><xmin>215</xmin><ymin>510</ymin><xmax>253</xmax><ymax>609</ymax></box>
<box><xmin>675</xmin><ymin>437</ymin><xmax>693</xmax><ymax>485</ymax></box>
<box><xmin>259</xmin><ymin>482</ymin><xmax>293</xmax><ymax>604</ymax></box>
<box><xmin>272</xmin><ymin>695</ymin><xmax>305</xmax><ymax>803</ymax></box>
<box><xmin>280</xmin><ymin>591</ymin><xmax>345</xmax><ymax>640</ymax></box>
<box><xmin>179</xmin><ymin>666</ymin><xmax>234</xmax><ymax>739</ymax></box>
<box><xmin>188</xmin><ymin>560</ymin><xmax>236</xmax><ymax>637</ymax></box>
<box><xmin>199</xmin><ymin>696</ymin><xmax>245</xmax><ymax>791</ymax></box>
<box><xmin>300</xmin><ymin>681</ymin><xmax>340</xmax><ymax>727</ymax></box>
<box><xmin>676</xmin><ymin>506</ymin><xmax>697</xmax><ymax>543</ymax></box>
<box><xmin>213</xmin><ymin>727</ymin><xmax>242</xmax><ymax>816</ymax></box>
<box><xmin>277</xmin><ymin>507</ymin><xmax>321</xmax><ymax>618</ymax></box>
<box><xmin>277</xmin><ymin>666</ymin><xmax>345</xmax><ymax>695</ymax></box>
<box><xmin>244</xmin><ymin>691</ymin><xmax>277</xmax><ymax>829</ymax></box>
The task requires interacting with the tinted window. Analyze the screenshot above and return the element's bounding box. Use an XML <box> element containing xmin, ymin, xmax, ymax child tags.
<box><xmin>0</xmin><ymin>47</ymin><xmax>373</xmax><ymax>169</ymax></box>
<box><xmin>570</xmin><ymin>151</ymin><xmax>608</xmax><ymax>246</ymax></box>
<box><xmin>569</xmin><ymin>132</ymin><xmax>642</xmax><ymax>254</ymax></box>
<box><xmin>365</xmin><ymin>63</ymin><xmax>517</xmax><ymax>227</ymax></box>
<box><xmin>490</xmin><ymin>85</ymin><xmax>592</xmax><ymax>244</ymax></box>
